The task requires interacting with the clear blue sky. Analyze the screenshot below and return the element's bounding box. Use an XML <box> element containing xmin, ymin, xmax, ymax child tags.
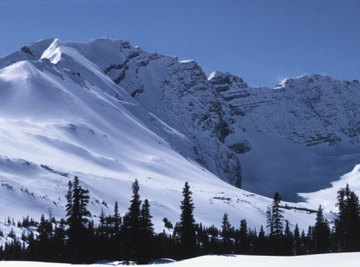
<box><xmin>0</xmin><ymin>0</ymin><xmax>359</xmax><ymax>87</ymax></box>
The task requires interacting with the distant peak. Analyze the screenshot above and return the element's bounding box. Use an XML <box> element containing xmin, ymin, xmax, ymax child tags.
<box><xmin>6</xmin><ymin>38</ymin><xmax>57</xmax><ymax>62</ymax></box>
<box><xmin>208</xmin><ymin>71</ymin><xmax>248</xmax><ymax>88</ymax></box>
<box><xmin>275</xmin><ymin>73</ymin><xmax>335</xmax><ymax>89</ymax></box>
<box><xmin>40</xmin><ymin>38</ymin><xmax>63</xmax><ymax>64</ymax></box>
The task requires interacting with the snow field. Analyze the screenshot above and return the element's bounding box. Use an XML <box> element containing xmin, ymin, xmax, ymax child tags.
<box><xmin>0</xmin><ymin>253</ymin><xmax>359</xmax><ymax>267</ymax></box>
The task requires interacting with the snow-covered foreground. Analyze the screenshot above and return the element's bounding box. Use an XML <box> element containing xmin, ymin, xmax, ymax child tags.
<box><xmin>0</xmin><ymin>253</ymin><xmax>359</xmax><ymax>267</ymax></box>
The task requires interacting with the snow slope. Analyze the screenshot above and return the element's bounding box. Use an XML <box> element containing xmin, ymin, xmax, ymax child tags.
<box><xmin>1</xmin><ymin>252</ymin><xmax>360</xmax><ymax>267</ymax></box>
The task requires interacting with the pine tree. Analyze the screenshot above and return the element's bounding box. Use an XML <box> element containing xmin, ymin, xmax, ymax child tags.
<box><xmin>140</xmin><ymin>199</ymin><xmax>154</xmax><ymax>236</ymax></box>
<box><xmin>266</xmin><ymin>192</ymin><xmax>284</xmax><ymax>255</ymax></box>
<box><xmin>266</xmin><ymin>207</ymin><xmax>273</xmax><ymax>234</ymax></box>
<box><xmin>313</xmin><ymin>205</ymin><xmax>330</xmax><ymax>253</ymax></box>
<box><xmin>65</xmin><ymin>180</ymin><xmax>73</xmax><ymax>222</ymax></box>
<box><xmin>38</xmin><ymin>214</ymin><xmax>53</xmax><ymax>243</ymax></box>
<box><xmin>306</xmin><ymin>226</ymin><xmax>315</xmax><ymax>253</ymax></box>
<box><xmin>34</xmin><ymin>214</ymin><xmax>53</xmax><ymax>261</ymax></box>
<box><xmin>238</xmin><ymin>219</ymin><xmax>250</xmax><ymax>254</ymax></box>
<box><xmin>122</xmin><ymin>179</ymin><xmax>142</xmax><ymax>261</ymax></box>
<box><xmin>221</xmin><ymin>213</ymin><xmax>233</xmax><ymax>253</ymax></box>
<box><xmin>139</xmin><ymin>199</ymin><xmax>154</xmax><ymax>263</ymax></box>
<box><xmin>255</xmin><ymin>225</ymin><xmax>267</xmax><ymax>255</ymax></box>
<box><xmin>95</xmin><ymin>209</ymin><xmax>111</xmax><ymax>260</ymax></box>
<box><xmin>282</xmin><ymin>220</ymin><xmax>293</xmax><ymax>255</ymax></box>
<box><xmin>113</xmin><ymin>201</ymin><xmax>122</xmax><ymax>238</ymax></box>
<box><xmin>65</xmin><ymin>176</ymin><xmax>91</xmax><ymax>262</ymax></box>
<box><xmin>334</xmin><ymin>184</ymin><xmax>360</xmax><ymax>251</ymax></box>
<box><xmin>178</xmin><ymin>182</ymin><xmax>197</xmax><ymax>259</ymax></box>
<box><xmin>272</xmin><ymin>192</ymin><xmax>283</xmax><ymax>238</ymax></box>
<box><xmin>97</xmin><ymin>209</ymin><xmax>107</xmax><ymax>238</ymax></box>
<box><xmin>53</xmin><ymin>219</ymin><xmax>66</xmax><ymax>261</ymax></box>
<box><xmin>293</xmin><ymin>224</ymin><xmax>301</xmax><ymax>255</ymax></box>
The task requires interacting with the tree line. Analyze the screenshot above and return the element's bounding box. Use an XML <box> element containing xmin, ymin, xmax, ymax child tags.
<box><xmin>0</xmin><ymin>177</ymin><xmax>360</xmax><ymax>263</ymax></box>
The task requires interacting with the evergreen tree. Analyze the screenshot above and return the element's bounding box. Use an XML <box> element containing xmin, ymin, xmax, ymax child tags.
<box><xmin>178</xmin><ymin>182</ymin><xmax>197</xmax><ymax>259</ymax></box>
<box><xmin>97</xmin><ymin>209</ymin><xmax>108</xmax><ymax>239</ymax></box>
<box><xmin>266</xmin><ymin>207</ymin><xmax>273</xmax><ymax>235</ymax></box>
<box><xmin>207</xmin><ymin>225</ymin><xmax>221</xmax><ymax>254</ymax></box>
<box><xmin>271</xmin><ymin>192</ymin><xmax>284</xmax><ymax>238</ymax></box>
<box><xmin>238</xmin><ymin>219</ymin><xmax>250</xmax><ymax>254</ymax></box>
<box><xmin>53</xmin><ymin>219</ymin><xmax>66</xmax><ymax>261</ymax></box>
<box><xmin>34</xmin><ymin>214</ymin><xmax>53</xmax><ymax>261</ymax></box>
<box><xmin>305</xmin><ymin>226</ymin><xmax>315</xmax><ymax>254</ymax></box>
<box><xmin>266</xmin><ymin>192</ymin><xmax>284</xmax><ymax>255</ymax></box>
<box><xmin>140</xmin><ymin>199</ymin><xmax>154</xmax><ymax>236</ymax></box>
<box><xmin>139</xmin><ymin>199</ymin><xmax>154</xmax><ymax>262</ymax></box>
<box><xmin>65</xmin><ymin>176</ymin><xmax>91</xmax><ymax>262</ymax></box>
<box><xmin>221</xmin><ymin>213</ymin><xmax>233</xmax><ymax>253</ymax></box>
<box><xmin>282</xmin><ymin>220</ymin><xmax>293</xmax><ymax>255</ymax></box>
<box><xmin>95</xmin><ymin>209</ymin><xmax>111</xmax><ymax>260</ymax></box>
<box><xmin>38</xmin><ymin>214</ymin><xmax>53</xmax><ymax>243</ymax></box>
<box><xmin>313</xmin><ymin>205</ymin><xmax>330</xmax><ymax>253</ymax></box>
<box><xmin>113</xmin><ymin>201</ymin><xmax>122</xmax><ymax>238</ymax></box>
<box><xmin>255</xmin><ymin>225</ymin><xmax>267</xmax><ymax>255</ymax></box>
<box><xmin>334</xmin><ymin>184</ymin><xmax>360</xmax><ymax>251</ymax></box>
<box><xmin>293</xmin><ymin>224</ymin><xmax>301</xmax><ymax>255</ymax></box>
<box><xmin>122</xmin><ymin>179</ymin><xmax>142</xmax><ymax>261</ymax></box>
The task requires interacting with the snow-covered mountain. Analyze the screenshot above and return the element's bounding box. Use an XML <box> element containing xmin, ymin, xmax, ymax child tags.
<box><xmin>0</xmin><ymin>38</ymin><xmax>359</xmax><ymax>238</ymax></box>
<box><xmin>72</xmin><ymin>38</ymin><xmax>360</xmax><ymax>201</ymax></box>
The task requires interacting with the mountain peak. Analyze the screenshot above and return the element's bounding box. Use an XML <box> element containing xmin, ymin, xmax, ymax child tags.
<box><xmin>208</xmin><ymin>71</ymin><xmax>248</xmax><ymax>92</ymax></box>
<box><xmin>275</xmin><ymin>74</ymin><xmax>337</xmax><ymax>90</ymax></box>
<box><xmin>40</xmin><ymin>38</ymin><xmax>63</xmax><ymax>64</ymax></box>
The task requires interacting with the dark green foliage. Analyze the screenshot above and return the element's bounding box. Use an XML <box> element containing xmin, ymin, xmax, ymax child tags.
<box><xmin>255</xmin><ymin>225</ymin><xmax>267</xmax><ymax>255</ymax></box>
<box><xmin>122</xmin><ymin>179</ymin><xmax>142</xmax><ymax>261</ymax></box>
<box><xmin>334</xmin><ymin>184</ymin><xmax>360</xmax><ymax>251</ymax></box>
<box><xmin>293</xmin><ymin>224</ymin><xmax>301</xmax><ymax>255</ymax></box>
<box><xmin>266</xmin><ymin>192</ymin><xmax>284</xmax><ymax>255</ymax></box>
<box><xmin>178</xmin><ymin>182</ymin><xmax>197</xmax><ymax>259</ymax></box>
<box><xmin>237</xmin><ymin>219</ymin><xmax>250</xmax><ymax>254</ymax></box>
<box><xmin>282</xmin><ymin>220</ymin><xmax>294</xmax><ymax>255</ymax></box>
<box><xmin>163</xmin><ymin>217</ymin><xmax>173</xmax><ymax>230</ymax></box>
<box><xmin>65</xmin><ymin>176</ymin><xmax>92</xmax><ymax>262</ymax></box>
<box><xmin>139</xmin><ymin>199</ymin><xmax>155</xmax><ymax>262</ymax></box>
<box><xmin>313</xmin><ymin>206</ymin><xmax>330</xmax><ymax>253</ymax></box>
<box><xmin>221</xmin><ymin>213</ymin><xmax>233</xmax><ymax>253</ymax></box>
<box><xmin>36</xmin><ymin>214</ymin><xmax>53</xmax><ymax>260</ymax></box>
<box><xmin>4</xmin><ymin>181</ymin><xmax>360</xmax><ymax>262</ymax></box>
<box><xmin>271</xmin><ymin>192</ymin><xmax>284</xmax><ymax>238</ymax></box>
<box><xmin>113</xmin><ymin>201</ymin><xmax>122</xmax><ymax>238</ymax></box>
